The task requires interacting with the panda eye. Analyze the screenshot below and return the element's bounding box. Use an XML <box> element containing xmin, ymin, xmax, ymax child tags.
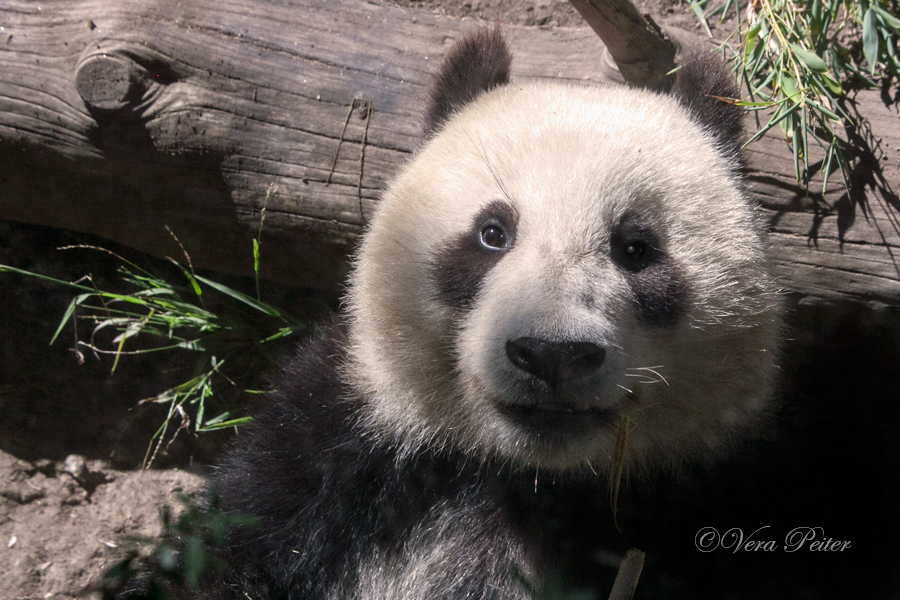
<box><xmin>611</xmin><ymin>234</ymin><xmax>658</xmax><ymax>273</ymax></box>
<box><xmin>479</xmin><ymin>223</ymin><xmax>508</xmax><ymax>250</ymax></box>
<box><xmin>616</xmin><ymin>238</ymin><xmax>652</xmax><ymax>271</ymax></box>
<box><xmin>623</xmin><ymin>240</ymin><xmax>648</xmax><ymax>261</ymax></box>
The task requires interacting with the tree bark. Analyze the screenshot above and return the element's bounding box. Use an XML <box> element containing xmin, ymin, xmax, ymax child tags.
<box><xmin>0</xmin><ymin>0</ymin><xmax>898</xmax><ymax>307</ymax></box>
<box><xmin>568</xmin><ymin>0</ymin><xmax>676</xmax><ymax>89</ymax></box>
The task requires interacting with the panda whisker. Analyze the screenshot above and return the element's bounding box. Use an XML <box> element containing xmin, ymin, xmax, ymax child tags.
<box><xmin>625</xmin><ymin>366</ymin><xmax>669</xmax><ymax>386</ymax></box>
<box><xmin>609</xmin><ymin>343</ymin><xmax>630</xmax><ymax>358</ymax></box>
<box><xmin>624</xmin><ymin>375</ymin><xmax>662</xmax><ymax>385</ymax></box>
<box><xmin>466</xmin><ymin>128</ymin><xmax>514</xmax><ymax>204</ymax></box>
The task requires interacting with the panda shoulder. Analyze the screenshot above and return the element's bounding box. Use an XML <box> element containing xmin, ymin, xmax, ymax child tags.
<box><xmin>210</xmin><ymin>320</ymin><xmax>365</xmax><ymax>511</ymax></box>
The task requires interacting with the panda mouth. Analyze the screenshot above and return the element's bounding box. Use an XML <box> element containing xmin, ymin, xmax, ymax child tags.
<box><xmin>497</xmin><ymin>403</ymin><xmax>619</xmax><ymax>435</ymax></box>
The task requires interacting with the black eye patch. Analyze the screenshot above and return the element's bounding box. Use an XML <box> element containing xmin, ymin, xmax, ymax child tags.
<box><xmin>610</xmin><ymin>212</ymin><xmax>662</xmax><ymax>272</ymax></box>
<box><xmin>433</xmin><ymin>201</ymin><xmax>518</xmax><ymax>309</ymax></box>
<box><xmin>610</xmin><ymin>211</ymin><xmax>684</xmax><ymax>324</ymax></box>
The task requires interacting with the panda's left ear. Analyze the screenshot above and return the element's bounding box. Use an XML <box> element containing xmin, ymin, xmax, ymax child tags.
<box><xmin>423</xmin><ymin>28</ymin><xmax>512</xmax><ymax>139</ymax></box>
<box><xmin>669</xmin><ymin>49</ymin><xmax>744</xmax><ymax>162</ymax></box>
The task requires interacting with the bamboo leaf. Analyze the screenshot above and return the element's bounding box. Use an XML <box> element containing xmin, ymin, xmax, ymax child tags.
<box><xmin>750</xmin><ymin>69</ymin><xmax>777</xmax><ymax>96</ymax></box>
<box><xmin>820</xmin><ymin>73</ymin><xmax>843</xmax><ymax>95</ymax></box>
<box><xmin>863</xmin><ymin>7</ymin><xmax>881</xmax><ymax>74</ymax></box>
<box><xmin>801</xmin><ymin>105</ymin><xmax>810</xmax><ymax>181</ymax></box>
<box><xmin>805</xmin><ymin>98</ymin><xmax>841</xmax><ymax>120</ymax></box>
<box><xmin>791</xmin><ymin>118</ymin><xmax>801</xmax><ymax>181</ymax></box>
<box><xmin>872</xmin><ymin>4</ymin><xmax>900</xmax><ymax>30</ymax></box>
<box><xmin>779</xmin><ymin>73</ymin><xmax>800</xmax><ymax>103</ymax></box>
<box><xmin>743</xmin><ymin>102</ymin><xmax>802</xmax><ymax>146</ymax></box>
<box><xmin>781</xmin><ymin>108</ymin><xmax>797</xmax><ymax>139</ymax></box>
<box><xmin>809</xmin><ymin>15</ymin><xmax>824</xmax><ymax>40</ymax></box>
<box><xmin>822</xmin><ymin>142</ymin><xmax>836</xmax><ymax>192</ymax></box>
<box><xmin>690</xmin><ymin>0</ymin><xmax>714</xmax><ymax>37</ymax></box>
<box><xmin>790</xmin><ymin>43</ymin><xmax>829</xmax><ymax>72</ymax></box>
<box><xmin>744</xmin><ymin>22</ymin><xmax>762</xmax><ymax>60</ymax></box>
<box><xmin>734</xmin><ymin>100</ymin><xmax>776</xmax><ymax>107</ymax></box>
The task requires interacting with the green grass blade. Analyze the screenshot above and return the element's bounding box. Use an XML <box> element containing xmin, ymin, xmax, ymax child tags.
<box><xmin>253</xmin><ymin>238</ymin><xmax>262</xmax><ymax>302</ymax></box>
<box><xmin>168</xmin><ymin>258</ymin><xmax>203</xmax><ymax>298</ymax></box>
<box><xmin>50</xmin><ymin>295</ymin><xmax>88</xmax><ymax>345</ymax></box>
<box><xmin>194</xmin><ymin>274</ymin><xmax>301</xmax><ymax>325</ymax></box>
<box><xmin>0</xmin><ymin>265</ymin><xmax>98</xmax><ymax>293</ymax></box>
<box><xmin>197</xmin><ymin>417</ymin><xmax>254</xmax><ymax>432</ymax></box>
<box><xmin>260</xmin><ymin>325</ymin><xmax>308</xmax><ymax>344</ymax></box>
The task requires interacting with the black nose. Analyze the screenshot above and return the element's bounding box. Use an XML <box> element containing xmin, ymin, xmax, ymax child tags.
<box><xmin>505</xmin><ymin>337</ymin><xmax>605</xmax><ymax>387</ymax></box>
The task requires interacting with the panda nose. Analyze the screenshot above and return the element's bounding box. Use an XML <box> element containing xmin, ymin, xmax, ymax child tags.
<box><xmin>505</xmin><ymin>337</ymin><xmax>605</xmax><ymax>387</ymax></box>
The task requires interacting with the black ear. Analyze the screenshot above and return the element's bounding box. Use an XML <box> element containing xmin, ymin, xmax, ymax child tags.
<box><xmin>423</xmin><ymin>28</ymin><xmax>512</xmax><ymax>139</ymax></box>
<box><xmin>669</xmin><ymin>50</ymin><xmax>744</xmax><ymax>161</ymax></box>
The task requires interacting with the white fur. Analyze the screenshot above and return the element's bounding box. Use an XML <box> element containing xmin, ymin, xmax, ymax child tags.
<box><xmin>332</xmin><ymin>499</ymin><xmax>532</xmax><ymax>600</ymax></box>
<box><xmin>346</xmin><ymin>81</ymin><xmax>781</xmax><ymax>475</ymax></box>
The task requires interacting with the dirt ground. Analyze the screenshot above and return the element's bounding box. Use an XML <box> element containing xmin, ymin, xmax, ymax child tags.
<box><xmin>0</xmin><ymin>451</ymin><xmax>202</xmax><ymax>599</ymax></box>
<box><xmin>2</xmin><ymin>1</ymin><xmax>899</xmax><ymax>599</ymax></box>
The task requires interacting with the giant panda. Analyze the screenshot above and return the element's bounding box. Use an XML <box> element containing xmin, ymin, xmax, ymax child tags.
<box><xmin>145</xmin><ymin>28</ymin><xmax>782</xmax><ymax>600</ymax></box>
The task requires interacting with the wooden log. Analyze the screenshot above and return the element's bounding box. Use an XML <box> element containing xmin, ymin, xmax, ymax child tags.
<box><xmin>0</xmin><ymin>0</ymin><xmax>897</xmax><ymax>307</ymax></box>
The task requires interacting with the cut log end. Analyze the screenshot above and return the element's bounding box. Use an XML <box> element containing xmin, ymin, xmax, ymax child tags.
<box><xmin>75</xmin><ymin>53</ymin><xmax>144</xmax><ymax>112</ymax></box>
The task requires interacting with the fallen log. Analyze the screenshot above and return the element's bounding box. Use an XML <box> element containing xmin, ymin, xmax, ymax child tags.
<box><xmin>0</xmin><ymin>0</ymin><xmax>898</xmax><ymax>307</ymax></box>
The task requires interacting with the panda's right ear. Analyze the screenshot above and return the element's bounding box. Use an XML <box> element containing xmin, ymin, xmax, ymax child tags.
<box><xmin>423</xmin><ymin>28</ymin><xmax>512</xmax><ymax>139</ymax></box>
<box><xmin>669</xmin><ymin>49</ymin><xmax>744</xmax><ymax>162</ymax></box>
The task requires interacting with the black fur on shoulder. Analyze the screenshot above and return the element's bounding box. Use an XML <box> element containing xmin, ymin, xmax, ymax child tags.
<box><xmin>423</xmin><ymin>28</ymin><xmax>512</xmax><ymax>139</ymax></box>
<box><xmin>669</xmin><ymin>49</ymin><xmax>744</xmax><ymax>163</ymax></box>
<box><xmin>116</xmin><ymin>320</ymin><xmax>617</xmax><ymax>599</ymax></box>
<box><xmin>205</xmin><ymin>321</ymin><xmax>606</xmax><ymax>598</ymax></box>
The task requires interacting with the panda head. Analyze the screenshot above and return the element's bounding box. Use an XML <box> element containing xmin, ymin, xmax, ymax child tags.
<box><xmin>346</xmin><ymin>29</ymin><xmax>781</xmax><ymax>475</ymax></box>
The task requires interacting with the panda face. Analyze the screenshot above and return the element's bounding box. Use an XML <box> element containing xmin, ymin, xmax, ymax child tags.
<box><xmin>346</xmin><ymin>46</ymin><xmax>780</xmax><ymax>474</ymax></box>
